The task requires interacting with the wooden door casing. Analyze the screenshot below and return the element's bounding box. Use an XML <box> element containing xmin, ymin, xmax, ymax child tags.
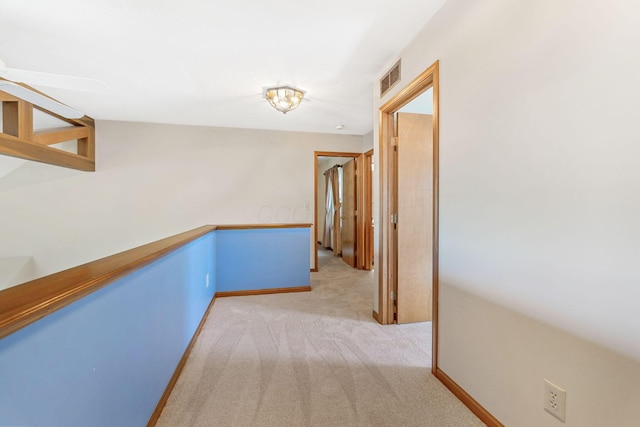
<box><xmin>363</xmin><ymin>150</ymin><xmax>374</xmax><ymax>270</ymax></box>
<box><xmin>341</xmin><ymin>158</ymin><xmax>357</xmax><ymax>268</ymax></box>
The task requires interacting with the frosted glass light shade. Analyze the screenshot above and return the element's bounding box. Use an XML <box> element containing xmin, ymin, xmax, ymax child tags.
<box><xmin>265</xmin><ymin>86</ymin><xmax>304</xmax><ymax>114</ymax></box>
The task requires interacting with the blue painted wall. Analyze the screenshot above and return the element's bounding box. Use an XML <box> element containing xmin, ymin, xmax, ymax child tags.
<box><xmin>0</xmin><ymin>227</ymin><xmax>309</xmax><ymax>426</ymax></box>
<box><xmin>216</xmin><ymin>227</ymin><xmax>310</xmax><ymax>292</ymax></box>
<box><xmin>0</xmin><ymin>233</ymin><xmax>216</xmax><ymax>427</ymax></box>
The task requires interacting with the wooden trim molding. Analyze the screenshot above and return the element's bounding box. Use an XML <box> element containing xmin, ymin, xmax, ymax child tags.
<box><xmin>431</xmin><ymin>62</ymin><xmax>441</xmax><ymax>373</ymax></box>
<box><xmin>380</xmin><ymin>61</ymin><xmax>439</xmax><ymax>113</ymax></box>
<box><xmin>215</xmin><ymin>223</ymin><xmax>312</xmax><ymax>230</ymax></box>
<box><xmin>372</xmin><ymin>310</ymin><xmax>380</xmax><ymax>324</ymax></box>
<box><xmin>314</xmin><ymin>151</ymin><xmax>363</xmax><ymax>157</ymax></box>
<box><xmin>0</xmin><ymin>133</ymin><xmax>95</xmax><ymax>171</ymax></box>
<box><xmin>0</xmin><ymin>81</ymin><xmax>96</xmax><ymax>171</ymax></box>
<box><xmin>0</xmin><ymin>225</ymin><xmax>216</xmax><ymax>340</ymax></box>
<box><xmin>362</xmin><ymin>149</ymin><xmax>374</xmax><ymax>271</ymax></box>
<box><xmin>378</xmin><ymin>111</ymin><xmax>395</xmax><ymax>325</ymax></box>
<box><xmin>435</xmin><ymin>368</ymin><xmax>504</xmax><ymax>427</ymax></box>
<box><xmin>33</xmin><ymin>126</ymin><xmax>90</xmax><ymax>145</ymax></box>
<box><xmin>215</xmin><ymin>286</ymin><xmax>311</xmax><ymax>298</ymax></box>
<box><xmin>355</xmin><ymin>153</ymin><xmax>366</xmax><ymax>270</ymax></box>
<box><xmin>147</xmin><ymin>296</ymin><xmax>218</xmax><ymax>427</ymax></box>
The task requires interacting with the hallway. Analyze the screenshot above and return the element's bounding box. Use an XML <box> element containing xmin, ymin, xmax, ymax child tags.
<box><xmin>157</xmin><ymin>250</ymin><xmax>483</xmax><ymax>426</ymax></box>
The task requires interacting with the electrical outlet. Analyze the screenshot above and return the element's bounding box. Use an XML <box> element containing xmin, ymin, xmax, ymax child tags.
<box><xmin>544</xmin><ymin>379</ymin><xmax>566</xmax><ymax>422</ymax></box>
<box><xmin>205</xmin><ymin>273</ymin><xmax>210</xmax><ymax>288</ymax></box>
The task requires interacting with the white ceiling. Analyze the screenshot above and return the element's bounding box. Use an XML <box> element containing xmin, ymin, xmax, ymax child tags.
<box><xmin>0</xmin><ymin>0</ymin><xmax>447</xmax><ymax>136</ymax></box>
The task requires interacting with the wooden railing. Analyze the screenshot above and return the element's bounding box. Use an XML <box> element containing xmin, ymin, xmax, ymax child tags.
<box><xmin>0</xmin><ymin>226</ymin><xmax>214</xmax><ymax>339</ymax></box>
<box><xmin>0</xmin><ymin>223</ymin><xmax>310</xmax><ymax>340</ymax></box>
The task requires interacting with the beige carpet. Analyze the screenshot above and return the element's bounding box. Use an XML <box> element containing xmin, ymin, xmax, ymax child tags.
<box><xmin>156</xmin><ymin>249</ymin><xmax>484</xmax><ymax>427</ymax></box>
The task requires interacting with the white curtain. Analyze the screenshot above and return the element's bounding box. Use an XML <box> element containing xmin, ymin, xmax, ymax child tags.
<box><xmin>323</xmin><ymin>170</ymin><xmax>333</xmax><ymax>247</ymax></box>
<box><xmin>331</xmin><ymin>166</ymin><xmax>342</xmax><ymax>256</ymax></box>
<box><xmin>322</xmin><ymin>165</ymin><xmax>342</xmax><ymax>255</ymax></box>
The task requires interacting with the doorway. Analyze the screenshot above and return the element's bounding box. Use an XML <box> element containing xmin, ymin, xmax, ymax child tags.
<box><xmin>377</xmin><ymin>61</ymin><xmax>439</xmax><ymax>371</ymax></box>
<box><xmin>314</xmin><ymin>151</ymin><xmax>373</xmax><ymax>272</ymax></box>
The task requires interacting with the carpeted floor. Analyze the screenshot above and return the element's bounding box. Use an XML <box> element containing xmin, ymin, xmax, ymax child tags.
<box><xmin>156</xmin><ymin>249</ymin><xmax>484</xmax><ymax>427</ymax></box>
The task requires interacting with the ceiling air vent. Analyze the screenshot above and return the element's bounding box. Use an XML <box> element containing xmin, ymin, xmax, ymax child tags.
<box><xmin>380</xmin><ymin>60</ymin><xmax>401</xmax><ymax>97</ymax></box>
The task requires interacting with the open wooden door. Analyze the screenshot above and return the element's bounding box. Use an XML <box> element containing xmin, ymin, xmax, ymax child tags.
<box><xmin>341</xmin><ymin>158</ymin><xmax>357</xmax><ymax>267</ymax></box>
<box><xmin>396</xmin><ymin>112</ymin><xmax>433</xmax><ymax>323</ymax></box>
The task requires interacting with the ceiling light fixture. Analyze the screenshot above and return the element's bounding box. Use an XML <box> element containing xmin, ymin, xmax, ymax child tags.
<box><xmin>264</xmin><ymin>85</ymin><xmax>305</xmax><ymax>114</ymax></box>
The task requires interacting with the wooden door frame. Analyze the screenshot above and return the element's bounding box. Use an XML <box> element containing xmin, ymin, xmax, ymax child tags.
<box><xmin>377</xmin><ymin>60</ymin><xmax>439</xmax><ymax>373</ymax></box>
<box><xmin>341</xmin><ymin>158</ymin><xmax>358</xmax><ymax>267</ymax></box>
<box><xmin>313</xmin><ymin>151</ymin><xmax>363</xmax><ymax>272</ymax></box>
<box><xmin>362</xmin><ymin>149</ymin><xmax>374</xmax><ymax>270</ymax></box>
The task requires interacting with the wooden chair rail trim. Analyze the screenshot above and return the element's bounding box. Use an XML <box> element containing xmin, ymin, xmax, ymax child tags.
<box><xmin>215</xmin><ymin>223</ymin><xmax>312</xmax><ymax>230</ymax></box>
<box><xmin>0</xmin><ymin>225</ymin><xmax>217</xmax><ymax>340</ymax></box>
<box><xmin>0</xmin><ymin>223</ymin><xmax>314</xmax><ymax>340</ymax></box>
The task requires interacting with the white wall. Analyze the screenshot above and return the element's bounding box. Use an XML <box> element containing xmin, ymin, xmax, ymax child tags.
<box><xmin>0</xmin><ymin>121</ymin><xmax>363</xmax><ymax>281</ymax></box>
<box><xmin>373</xmin><ymin>0</ymin><xmax>640</xmax><ymax>424</ymax></box>
<box><xmin>441</xmin><ymin>283</ymin><xmax>640</xmax><ymax>426</ymax></box>
<box><xmin>0</xmin><ymin>256</ymin><xmax>34</xmax><ymax>291</ymax></box>
<box><xmin>362</xmin><ymin>131</ymin><xmax>374</xmax><ymax>152</ymax></box>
